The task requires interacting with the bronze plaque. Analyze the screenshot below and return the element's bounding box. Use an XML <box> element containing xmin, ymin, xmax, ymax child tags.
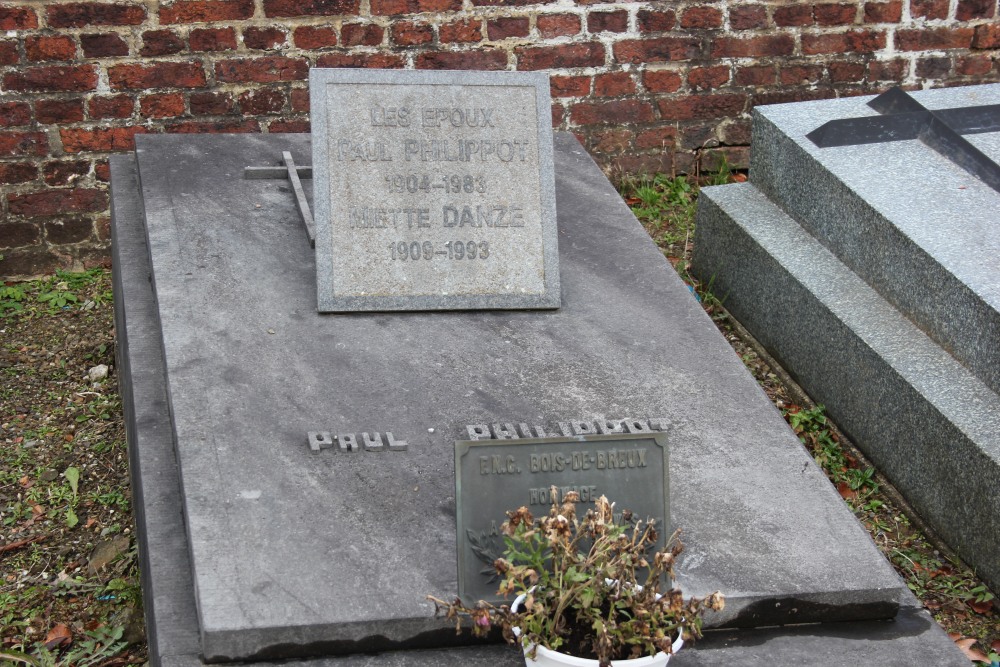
<box><xmin>455</xmin><ymin>433</ymin><xmax>669</xmax><ymax>604</ymax></box>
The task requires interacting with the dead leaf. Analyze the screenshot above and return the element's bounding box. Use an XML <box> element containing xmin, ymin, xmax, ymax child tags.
<box><xmin>44</xmin><ymin>623</ymin><xmax>72</xmax><ymax>650</ymax></box>
<box><xmin>953</xmin><ymin>636</ymin><xmax>989</xmax><ymax>663</ymax></box>
<box><xmin>733</xmin><ymin>173</ymin><xmax>748</xmax><ymax>183</ymax></box>
<box><xmin>84</xmin><ymin>517</ymin><xmax>97</xmax><ymax>529</ymax></box>
<box><xmin>923</xmin><ymin>599</ymin><xmax>941</xmax><ymax>610</ymax></box>
<box><xmin>836</xmin><ymin>482</ymin><xmax>857</xmax><ymax>501</ymax></box>
<box><xmin>63</xmin><ymin>433</ymin><xmax>73</xmax><ymax>442</ymax></box>
<box><xmin>991</xmin><ymin>639</ymin><xmax>1000</xmax><ymax>652</ymax></box>
<box><xmin>969</xmin><ymin>598</ymin><xmax>993</xmax><ymax>614</ymax></box>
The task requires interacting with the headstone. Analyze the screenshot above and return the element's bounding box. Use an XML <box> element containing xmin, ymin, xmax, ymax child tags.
<box><xmin>121</xmin><ymin>130</ymin><xmax>908</xmax><ymax>663</ymax></box>
<box><xmin>309</xmin><ymin>69</ymin><xmax>559</xmax><ymax>312</ymax></box>
<box><xmin>692</xmin><ymin>83</ymin><xmax>1000</xmax><ymax>595</ymax></box>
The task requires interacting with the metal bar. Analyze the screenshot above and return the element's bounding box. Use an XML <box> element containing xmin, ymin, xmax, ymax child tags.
<box><xmin>921</xmin><ymin>114</ymin><xmax>1000</xmax><ymax>194</ymax></box>
<box><xmin>282</xmin><ymin>151</ymin><xmax>316</xmax><ymax>247</ymax></box>
<box><xmin>243</xmin><ymin>165</ymin><xmax>313</xmax><ymax>180</ymax></box>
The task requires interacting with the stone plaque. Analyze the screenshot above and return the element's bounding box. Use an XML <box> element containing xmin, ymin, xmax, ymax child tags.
<box><xmin>309</xmin><ymin>69</ymin><xmax>560</xmax><ymax>312</ymax></box>
<box><xmin>455</xmin><ymin>434</ymin><xmax>669</xmax><ymax>604</ymax></box>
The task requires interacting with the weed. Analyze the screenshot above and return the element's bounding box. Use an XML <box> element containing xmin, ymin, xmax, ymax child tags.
<box><xmin>0</xmin><ymin>625</ymin><xmax>127</xmax><ymax>667</ymax></box>
<box><xmin>0</xmin><ymin>285</ymin><xmax>27</xmax><ymax>316</ymax></box>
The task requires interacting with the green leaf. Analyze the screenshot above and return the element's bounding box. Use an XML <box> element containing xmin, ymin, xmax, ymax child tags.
<box><xmin>64</xmin><ymin>466</ymin><xmax>80</xmax><ymax>496</ymax></box>
<box><xmin>65</xmin><ymin>508</ymin><xmax>79</xmax><ymax>528</ymax></box>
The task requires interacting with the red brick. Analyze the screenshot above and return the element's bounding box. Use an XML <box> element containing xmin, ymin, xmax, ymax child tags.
<box><xmin>973</xmin><ymin>23</ymin><xmax>1000</xmax><ymax>49</ymax></box>
<box><xmin>47</xmin><ymin>3</ymin><xmax>145</xmax><ymax>28</ymax></box>
<box><xmin>814</xmin><ymin>3</ymin><xmax>857</xmax><ymax>26</ymax></box>
<box><xmin>680</xmin><ymin>6</ymin><xmax>723</xmax><ymax>29</ymax></box>
<box><xmin>190</xmin><ymin>27</ymin><xmax>238</xmax><ymax>51</ymax></box>
<box><xmin>268</xmin><ymin>119</ymin><xmax>310</xmax><ymax>132</ymax></box>
<box><xmin>0</xmin><ymin>162</ymin><xmax>37</xmax><ymax>185</ymax></box>
<box><xmin>140</xmin><ymin>92</ymin><xmax>186</xmax><ymax>118</ymax></box>
<box><xmin>26</xmin><ymin>35</ymin><xmax>77</xmax><ymax>61</ymax></box>
<box><xmin>0</xmin><ymin>102</ymin><xmax>32</xmax><ymax>127</ymax></box>
<box><xmin>295</xmin><ymin>25</ymin><xmax>339</xmax><ymax>48</ymax></box>
<box><xmin>867</xmin><ymin>58</ymin><xmax>906</xmax><ymax>81</ymax></box>
<box><xmin>570</xmin><ymin>99</ymin><xmax>654</xmax><ymax>125</ymax></box>
<box><xmin>712</xmin><ymin>35</ymin><xmax>795</xmax><ymax>57</ymax></box>
<box><xmin>141</xmin><ymin>30</ymin><xmax>184</xmax><ymax>56</ymax></box>
<box><xmin>734</xmin><ymin>64</ymin><xmax>775</xmax><ymax>86</ymax></box>
<box><xmin>537</xmin><ymin>13</ymin><xmax>581</xmax><ymax>38</ymax></box>
<box><xmin>550</xmin><ymin>74</ymin><xmax>590</xmax><ymax>97</ymax></box>
<box><xmin>688</xmin><ymin>65</ymin><xmax>729</xmax><ymax>89</ymax></box>
<box><xmin>551</xmin><ymin>104</ymin><xmax>564</xmax><ymax>127</ymax></box>
<box><xmin>678</xmin><ymin>123</ymin><xmax>715</xmax><ymax>150</ymax></box>
<box><xmin>317</xmin><ymin>52</ymin><xmax>405</xmax><ymax>68</ymax></box>
<box><xmin>244</xmin><ymin>27</ymin><xmax>288</xmax><ymax>49</ymax></box>
<box><xmin>588</xmin><ymin>10</ymin><xmax>628</xmax><ymax>33</ymax></box>
<box><xmin>896</xmin><ymin>28</ymin><xmax>973</xmax><ymax>51</ymax></box>
<box><xmin>94</xmin><ymin>211</ymin><xmax>111</xmax><ymax>236</ymax></box>
<box><xmin>0</xmin><ymin>6</ymin><xmax>38</xmax><ymax>30</ymax></box>
<box><xmin>42</xmin><ymin>160</ymin><xmax>89</xmax><ymax>186</ymax></box>
<box><xmin>7</xmin><ymin>188</ymin><xmax>108</xmax><ymax>217</ymax></box>
<box><xmin>957</xmin><ymin>0</ymin><xmax>996</xmax><ymax>20</ymax></box>
<box><xmin>657</xmin><ymin>93</ymin><xmax>746</xmax><ymax>121</ymax></box>
<box><xmin>802</xmin><ymin>29</ymin><xmax>885</xmax><ymax>54</ymax></box>
<box><xmin>610</xmin><ymin>154</ymin><xmax>674</xmax><ymax>177</ymax></box>
<box><xmin>161</xmin><ymin>0</ymin><xmax>254</xmax><ymax>23</ymax></box>
<box><xmin>88</xmin><ymin>95</ymin><xmax>134</xmax><ymax>119</ymax></box>
<box><xmin>779</xmin><ymin>64</ymin><xmax>825</xmax><ymax>84</ymax></box>
<box><xmin>110</xmin><ymin>62</ymin><xmax>206</xmax><ymax>89</ymax></box>
<box><xmin>239</xmin><ymin>88</ymin><xmax>286</xmax><ymax>114</ymax></box>
<box><xmin>957</xmin><ymin>54</ymin><xmax>993</xmax><ymax>75</ymax></box>
<box><xmin>215</xmin><ymin>56</ymin><xmax>308</xmax><ymax>82</ymax></box>
<box><xmin>3</xmin><ymin>65</ymin><xmax>97</xmax><ymax>92</ymax></box>
<box><xmin>290</xmin><ymin>88</ymin><xmax>310</xmax><ymax>111</ymax></box>
<box><xmin>472</xmin><ymin>0</ymin><xmax>555</xmax><ymax>5</ymax></box>
<box><xmin>60</xmin><ymin>126</ymin><xmax>148</xmax><ymax>152</ymax></box>
<box><xmin>94</xmin><ymin>162</ymin><xmax>111</xmax><ymax>182</ymax></box>
<box><xmin>0</xmin><ymin>223</ymin><xmax>41</xmax><ymax>247</ymax></box>
<box><xmin>729</xmin><ymin>5</ymin><xmax>767</xmax><ymax>29</ymax></box>
<box><xmin>910</xmin><ymin>0</ymin><xmax>948</xmax><ymax>19</ymax></box>
<box><xmin>487</xmin><ymin>17</ymin><xmax>529</xmax><ymax>40</ymax></box>
<box><xmin>594</xmin><ymin>71</ymin><xmax>635</xmax><ymax>96</ymax></box>
<box><xmin>415</xmin><ymin>49</ymin><xmax>505</xmax><ymax>70</ymax></box>
<box><xmin>636</xmin><ymin>9</ymin><xmax>676</xmax><ymax>32</ymax></box>
<box><xmin>341</xmin><ymin>22</ymin><xmax>385</xmax><ymax>46</ymax></box>
<box><xmin>642</xmin><ymin>69</ymin><xmax>683</xmax><ymax>92</ymax></box>
<box><xmin>439</xmin><ymin>18</ymin><xmax>482</xmax><ymax>43</ymax></box>
<box><xmin>370</xmin><ymin>0</ymin><xmax>461</xmax><ymax>14</ymax></box>
<box><xmin>81</xmin><ymin>33</ymin><xmax>129</xmax><ymax>58</ymax></box>
<box><xmin>165</xmin><ymin>119</ymin><xmax>261</xmax><ymax>133</ymax></box>
<box><xmin>518</xmin><ymin>42</ymin><xmax>604</xmax><ymax>69</ymax></box>
<box><xmin>721</xmin><ymin>119</ymin><xmax>751</xmax><ymax>145</ymax></box>
<box><xmin>190</xmin><ymin>91</ymin><xmax>235</xmax><ymax>115</ymax></box>
<box><xmin>635</xmin><ymin>126</ymin><xmax>676</xmax><ymax>150</ymax></box>
<box><xmin>914</xmin><ymin>56</ymin><xmax>950</xmax><ymax>78</ymax></box>
<box><xmin>828</xmin><ymin>60</ymin><xmax>865</xmax><ymax>82</ymax></box>
<box><xmin>773</xmin><ymin>5</ymin><xmax>813</xmax><ymax>26</ymax></box>
<box><xmin>863</xmin><ymin>1</ymin><xmax>902</xmax><ymax>22</ymax></box>
<box><xmin>263</xmin><ymin>0</ymin><xmax>361</xmax><ymax>17</ymax></box>
<box><xmin>35</xmin><ymin>98</ymin><xmax>85</xmax><ymax>124</ymax></box>
<box><xmin>391</xmin><ymin>21</ymin><xmax>432</xmax><ymax>45</ymax></box>
<box><xmin>614</xmin><ymin>37</ymin><xmax>700</xmax><ymax>63</ymax></box>
<box><xmin>45</xmin><ymin>218</ymin><xmax>93</xmax><ymax>244</ymax></box>
<box><xmin>0</xmin><ymin>40</ymin><xmax>17</xmax><ymax>66</ymax></box>
<box><xmin>591</xmin><ymin>129</ymin><xmax>632</xmax><ymax>153</ymax></box>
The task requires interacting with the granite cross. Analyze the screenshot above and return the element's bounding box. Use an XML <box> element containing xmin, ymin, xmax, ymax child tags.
<box><xmin>807</xmin><ymin>86</ymin><xmax>1000</xmax><ymax>194</ymax></box>
<box><xmin>244</xmin><ymin>152</ymin><xmax>316</xmax><ymax>246</ymax></box>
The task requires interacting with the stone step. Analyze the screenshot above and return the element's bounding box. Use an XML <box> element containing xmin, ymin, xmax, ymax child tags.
<box><xmin>692</xmin><ymin>181</ymin><xmax>1000</xmax><ymax>594</ymax></box>
<box><xmin>748</xmin><ymin>85</ymin><xmax>1000</xmax><ymax>395</ymax></box>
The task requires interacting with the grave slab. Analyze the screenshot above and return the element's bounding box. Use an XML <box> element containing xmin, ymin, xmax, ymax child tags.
<box><xmin>749</xmin><ymin>84</ymin><xmax>1000</xmax><ymax>395</ymax></box>
<box><xmin>693</xmin><ymin>181</ymin><xmax>1000</xmax><ymax>594</ymax></box>
<box><xmin>120</xmin><ymin>132</ymin><xmax>906</xmax><ymax>663</ymax></box>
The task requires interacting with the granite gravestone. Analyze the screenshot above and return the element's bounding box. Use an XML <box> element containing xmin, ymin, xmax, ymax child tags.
<box><xmin>693</xmin><ymin>83</ymin><xmax>1000</xmax><ymax>594</ymax></box>
<box><xmin>309</xmin><ymin>69</ymin><xmax>559</xmax><ymax>312</ymax></box>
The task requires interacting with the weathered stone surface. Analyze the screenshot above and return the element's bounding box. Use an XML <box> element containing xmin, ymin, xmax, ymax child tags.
<box><xmin>117</xmin><ymin>133</ymin><xmax>915</xmax><ymax>663</ymax></box>
<box><xmin>309</xmin><ymin>69</ymin><xmax>559</xmax><ymax>312</ymax></box>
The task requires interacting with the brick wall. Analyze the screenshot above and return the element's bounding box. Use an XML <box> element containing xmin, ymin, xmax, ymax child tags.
<box><xmin>1</xmin><ymin>0</ymin><xmax>997</xmax><ymax>277</ymax></box>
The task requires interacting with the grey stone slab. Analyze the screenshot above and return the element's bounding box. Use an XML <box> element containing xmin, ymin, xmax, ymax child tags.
<box><xmin>692</xmin><ymin>182</ymin><xmax>1000</xmax><ymax>593</ymax></box>
<box><xmin>126</xmin><ymin>132</ymin><xmax>904</xmax><ymax>663</ymax></box>
<box><xmin>749</xmin><ymin>83</ymin><xmax>1000</xmax><ymax>395</ymax></box>
<box><xmin>309</xmin><ymin>69</ymin><xmax>559</xmax><ymax>312</ymax></box>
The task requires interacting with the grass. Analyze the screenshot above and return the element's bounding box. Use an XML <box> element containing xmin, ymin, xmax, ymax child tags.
<box><xmin>618</xmin><ymin>169</ymin><xmax>999</xmax><ymax>664</ymax></box>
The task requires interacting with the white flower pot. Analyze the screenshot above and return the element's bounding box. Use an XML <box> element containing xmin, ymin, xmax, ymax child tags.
<box><xmin>511</xmin><ymin>592</ymin><xmax>684</xmax><ymax>667</ymax></box>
